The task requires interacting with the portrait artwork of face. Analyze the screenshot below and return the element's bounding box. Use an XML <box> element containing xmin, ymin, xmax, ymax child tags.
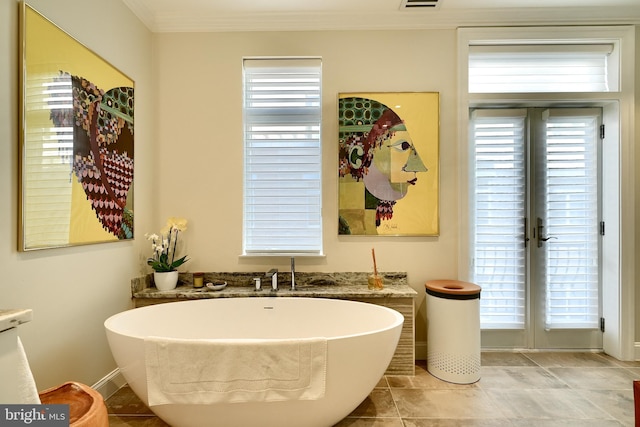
<box><xmin>339</xmin><ymin>94</ymin><xmax>437</xmax><ymax>235</ymax></box>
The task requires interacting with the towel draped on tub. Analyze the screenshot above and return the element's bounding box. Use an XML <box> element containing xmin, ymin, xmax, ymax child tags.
<box><xmin>144</xmin><ymin>336</ymin><xmax>327</xmax><ymax>406</ymax></box>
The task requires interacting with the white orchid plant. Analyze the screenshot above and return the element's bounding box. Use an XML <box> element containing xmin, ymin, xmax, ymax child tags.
<box><xmin>146</xmin><ymin>217</ymin><xmax>189</xmax><ymax>272</ymax></box>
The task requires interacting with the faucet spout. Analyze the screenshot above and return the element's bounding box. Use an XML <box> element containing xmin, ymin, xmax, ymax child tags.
<box><xmin>290</xmin><ymin>257</ymin><xmax>296</xmax><ymax>291</ymax></box>
<box><xmin>266</xmin><ymin>268</ymin><xmax>278</xmax><ymax>291</ymax></box>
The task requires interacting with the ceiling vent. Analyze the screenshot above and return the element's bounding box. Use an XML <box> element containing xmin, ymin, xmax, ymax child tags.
<box><xmin>400</xmin><ymin>0</ymin><xmax>440</xmax><ymax>10</ymax></box>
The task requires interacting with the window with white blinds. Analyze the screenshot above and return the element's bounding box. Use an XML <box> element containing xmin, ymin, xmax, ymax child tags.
<box><xmin>242</xmin><ymin>58</ymin><xmax>323</xmax><ymax>255</ymax></box>
<box><xmin>471</xmin><ymin>109</ymin><xmax>527</xmax><ymax>329</ymax></box>
<box><xmin>469</xmin><ymin>44</ymin><xmax>615</xmax><ymax>93</ymax></box>
<box><xmin>540</xmin><ymin>109</ymin><xmax>600</xmax><ymax>329</ymax></box>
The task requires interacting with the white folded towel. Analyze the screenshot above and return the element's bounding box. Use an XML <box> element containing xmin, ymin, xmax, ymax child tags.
<box><xmin>145</xmin><ymin>336</ymin><xmax>327</xmax><ymax>406</ymax></box>
<box><xmin>17</xmin><ymin>337</ymin><xmax>41</xmax><ymax>404</ymax></box>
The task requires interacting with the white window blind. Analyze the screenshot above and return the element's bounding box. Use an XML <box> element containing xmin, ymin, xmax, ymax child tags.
<box><xmin>469</xmin><ymin>44</ymin><xmax>614</xmax><ymax>93</ymax></box>
<box><xmin>471</xmin><ymin>109</ymin><xmax>527</xmax><ymax>329</ymax></box>
<box><xmin>243</xmin><ymin>58</ymin><xmax>323</xmax><ymax>255</ymax></box>
<box><xmin>541</xmin><ymin>109</ymin><xmax>600</xmax><ymax>329</ymax></box>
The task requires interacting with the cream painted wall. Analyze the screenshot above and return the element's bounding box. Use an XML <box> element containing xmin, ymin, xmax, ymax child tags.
<box><xmin>1</xmin><ymin>0</ymin><xmax>153</xmax><ymax>389</ymax></box>
<box><xmin>153</xmin><ymin>30</ymin><xmax>459</xmax><ymax>348</ymax></box>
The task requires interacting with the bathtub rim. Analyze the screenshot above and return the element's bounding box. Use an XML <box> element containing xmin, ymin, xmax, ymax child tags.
<box><xmin>104</xmin><ymin>297</ymin><xmax>405</xmax><ymax>342</ymax></box>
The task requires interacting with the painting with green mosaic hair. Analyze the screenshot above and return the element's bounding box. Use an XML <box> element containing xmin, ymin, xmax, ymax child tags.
<box><xmin>338</xmin><ymin>92</ymin><xmax>439</xmax><ymax>236</ymax></box>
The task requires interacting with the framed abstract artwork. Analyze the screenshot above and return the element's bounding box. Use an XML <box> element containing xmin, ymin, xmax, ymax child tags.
<box><xmin>338</xmin><ymin>92</ymin><xmax>439</xmax><ymax>236</ymax></box>
<box><xmin>19</xmin><ymin>3</ymin><xmax>134</xmax><ymax>251</ymax></box>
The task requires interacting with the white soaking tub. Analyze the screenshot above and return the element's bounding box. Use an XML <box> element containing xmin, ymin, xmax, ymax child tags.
<box><xmin>105</xmin><ymin>297</ymin><xmax>403</xmax><ymax>427</ymax></box>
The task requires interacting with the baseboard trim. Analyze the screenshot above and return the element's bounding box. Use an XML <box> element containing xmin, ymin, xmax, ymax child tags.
<box><xmin>91</xmin><ymin>368</ymin><xmax>125</xmax><ymax>400</ymax></box>
<box><xmin>634</xmin><ymin>342</ymin><xmax>640</xmax><ymax>361</ymax></box>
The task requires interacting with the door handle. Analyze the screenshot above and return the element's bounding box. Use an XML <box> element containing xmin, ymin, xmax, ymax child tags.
<box><xmin>536</xmin><ymin>217</ymin><xmax>557</xmax><ymax>247</ymax></box>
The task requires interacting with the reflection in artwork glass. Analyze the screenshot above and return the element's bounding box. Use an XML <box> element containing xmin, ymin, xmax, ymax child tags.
<box><xmin>338</xmin><ymin>93</ymin><xmax>439</xmax><ymax>236</ymax></box>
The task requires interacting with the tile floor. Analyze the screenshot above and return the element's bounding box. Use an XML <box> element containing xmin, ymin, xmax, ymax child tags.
<box><xmin>105</xmin><ymin>351</ymin><xmax>640</xmax><ymax>426</ymax></box>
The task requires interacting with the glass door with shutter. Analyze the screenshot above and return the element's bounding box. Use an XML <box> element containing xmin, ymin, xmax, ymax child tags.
<box><xmin>471</xmin><ymin>107</ymin><xmax>603</xmax><ymax>349</ymax></box>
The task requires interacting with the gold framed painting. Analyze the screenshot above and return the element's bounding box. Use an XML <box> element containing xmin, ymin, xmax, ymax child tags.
<box><xmin>19</xmin><ymin>3</ymin><xmax>134</xmax><ymax>251</ymax></box>
<box><xmin>338</xmin><ymin>92</ymin><xmax>439</xmax><ymax>236</ymax></box>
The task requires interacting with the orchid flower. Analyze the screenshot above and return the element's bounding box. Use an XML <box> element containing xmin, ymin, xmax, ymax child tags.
<box><xmin>146</xmin><ymin>217</ymin><xmax>189</xmax><ymax>272</ymax></box>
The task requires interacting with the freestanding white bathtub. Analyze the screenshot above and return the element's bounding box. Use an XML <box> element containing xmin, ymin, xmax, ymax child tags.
<box><xmin>104</xmin><ymin>297</ymin><xmax>404</xmax><ymax>427</ymax></box>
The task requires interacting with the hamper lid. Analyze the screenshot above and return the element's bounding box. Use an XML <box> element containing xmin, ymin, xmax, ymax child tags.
<box><xmin>425</xmin><ymin>280</ymin><xmax>481</xmax><ymax>299</ymax></box>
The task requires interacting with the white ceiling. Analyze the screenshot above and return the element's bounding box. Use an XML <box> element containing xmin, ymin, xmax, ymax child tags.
<box><xmin>122</xmin><ymin>0</ymin><xmax>640</xmax><ymax>32</ymax></box>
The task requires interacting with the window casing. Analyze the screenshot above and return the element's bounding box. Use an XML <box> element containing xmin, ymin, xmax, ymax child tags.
<box><xmin>242</xmin><ymin>58</ymin><xmax>323</xmax><ymax>255</ymax></box>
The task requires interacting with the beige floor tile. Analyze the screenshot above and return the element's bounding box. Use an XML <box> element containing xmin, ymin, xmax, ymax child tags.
<box><xmin>108</xmin><ymin>415</ymin><xmax>170</xmax><ymax>426</ymax></box>
<box><xmin>376</xmin><ymin>376</ymin><xmax>390</xmax><ymax>388</ymax></box>
<box><xmin>481</xmin><ymin>352</ymin><xmax>538</xmax><ymax>367</ymax></box>
<box><xmin>387</xmin><ymin>369</ymin><xmax>479</xmax><ymax>390</ymax></box>
<box><xmin>486</xmin><ymin>388</ymin><xmax>615</xmax><ymax>420</ymax></box>
<box><xmin>548</xmin><ymin>367</ymin><xmax>637</xmax><ymax>390</ymax></box>
<box><xmin>346</xmin><ymin>389</ymin><xmax>400</xmax><ymax>418</ymax></box>
<box><xmin>623</xmin><ymin>367</ymin><xmax>640</xmax><ymax>378</ymax></box>
<box><xmin>508</xmin><ymin>420</ymin><xmax>624</xmax><ymax>426</ymax></box>
<box><xmin>605</xmin><ymin>357</ymin><xmax>640</xmax><ymax>368</ymax></box>
<box><xmin>106</xmin><ymin>386</ymin><xmax>155</xmax><ymax>416</ymax></box>
<box><xmin>523</xmin><ymin>352</ymin><xmax>617</xmax><ymax>368</ymax></box>
<box><xmin>403</xmin><ymin>419</ymin><xmax>512</xmax><ymax>426</ymax></box>
<box><xmin>333</xmin><ymin>418</ymin><xmax>404</xmax><ymax>427</ymax></box>
<box><xmin>391</xmin><ymin>389</ymin><xmax>503</xmax><ymax>419</ymax></box>
<box><xmin>479</xmin><ymin>366</ymin><xmax>568</xmax><ymax>389</ymax></box>
<box><xmin>597</xmin><ymin>353</ymin><xmax>640</xmax><ymax>367</ymax></box>
<box><xmin>105</xmin><ymin>353</ymin><xmax>637</xmax><ymax>426</ymax></box>
<box><xmin>577</xmin><ymin>389</ymin><xmax>635</xmax><ymax>425</ymax></box>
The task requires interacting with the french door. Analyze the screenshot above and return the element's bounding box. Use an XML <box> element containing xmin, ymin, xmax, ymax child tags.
<box><xmin>471</xmin><ymin>107</ymin><xmax>603</xmax><ymax>349</ymax></box>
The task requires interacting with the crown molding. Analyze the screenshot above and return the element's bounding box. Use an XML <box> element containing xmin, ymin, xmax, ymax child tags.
<box><xmin>121</xmin><ymin>0</ymin><xmax>156</xmax><ymax>30</ymax></box>
<box><xmin>127</xmin><ymin>6</ymin><xmax>640</xmax><ymax>33</ymax></box>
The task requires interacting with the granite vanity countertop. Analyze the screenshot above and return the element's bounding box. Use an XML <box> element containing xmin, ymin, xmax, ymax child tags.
<box><xmin>132</xmin><ymin>272</ymin><xmax>418</xmax><ymax>300</ymax></box>
<box><xmin>0</xmin><ymin>309</ymin><xmax>33</xmax><ymax>333</ymax></box>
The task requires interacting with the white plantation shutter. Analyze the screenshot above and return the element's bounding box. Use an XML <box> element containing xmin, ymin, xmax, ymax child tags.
<box><xmin>471</xmin><ymin>109</ymin><xmax>527</xmax><ymax>329</ymax></box>
<box><xmin>469</xmin><ymin>44</ymin><xmax>614</xmax><ymax>93</ymax></box>
<box><xmin>243</xmin><ymin>58</ymin><xmax>323</xmax><ymax>255</ymax></box>
<box><xmin>471</xmin><ymin>108</ymin><xmax>601</xmax><ymax>331</ymax></box>
<box><xmin>540</xmin><ymin>109</ymin><xmax>600</xmax><ymax>329</ymax></box>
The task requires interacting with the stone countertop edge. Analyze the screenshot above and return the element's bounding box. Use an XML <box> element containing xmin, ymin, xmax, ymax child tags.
<box><xmin>132</xmin><ymin>272</ymin><xmax>417</xmax><ymax>299</ymax></box>
<box><xmin>0</xmin><ymin>309</ymin><xmax>33</xmax><ymax>333</ymax></box>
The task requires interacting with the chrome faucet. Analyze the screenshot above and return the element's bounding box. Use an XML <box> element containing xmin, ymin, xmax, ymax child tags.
<box><xmin>266</xmin><ymin>268</ymin><xmax>278</xmax><ymax>291</ymax></box>
<box><xmin>290</xmin><ymin>257</ymin><xmax>296</xmax><ymax>290</ymax></box>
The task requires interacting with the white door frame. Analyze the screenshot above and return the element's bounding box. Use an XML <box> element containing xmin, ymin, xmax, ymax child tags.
<box><xmin>456</xmin><ymin>26</ymin><xmax>636</xmax><ymax>360</ymax></box>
